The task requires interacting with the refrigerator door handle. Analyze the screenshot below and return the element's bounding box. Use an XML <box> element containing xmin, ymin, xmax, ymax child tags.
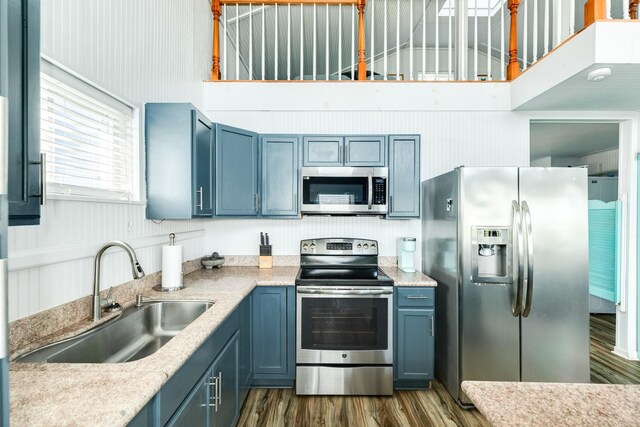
<box><xmin>521</xmin><ymin>200</ymin><xmax>534</xmax><ymax>317</ymax></box>
<box><xmin>511</xmin><ymin>201</ymin><xmax>524</xmax><ymax>316</ymax></box>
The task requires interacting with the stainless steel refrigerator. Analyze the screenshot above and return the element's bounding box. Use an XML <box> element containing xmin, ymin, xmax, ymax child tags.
<box><xmin>422</xmin><ymin>167</ymin><xmax>590</xmax><ymax>406</ymax></box>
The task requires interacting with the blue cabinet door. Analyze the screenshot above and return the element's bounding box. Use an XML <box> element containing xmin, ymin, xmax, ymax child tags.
<box><xmin>388</xmin><ymin>135</ymin><xmax>420</xmax><ymax>218</ymax></box>
<box><xmin>303</xmin><ymin>136</ymin><xmax>344</xmax><ymax>166</ymax></box>
<box><xmin>261</xmin><ymin>135</ymin><xmax>299</xmax><ymax>217</ymax></box>
<box><xmin>7</xmin><ymin>0</ymin><xmax>41</xmax><ymax>226</ymax></box>
<box><xmin>211</xmin><ymin>332</ymin><xmax>239</xmax><ymax>427</ymax></box>
<box><xmin>215</xmin><ymin>124</ymin><xmax>259</xmax><ymax>216</ymax></box>
<box><xmin>252</xmin><ymin>286</ymin><xmax>295</xmax><ymax>385</ymax></box>
<box><xmin>395</xmin><ymin>308</ymin><xmax>434</xmax><ymax>382</ymax></box>
<box><xmin>166</xmin><ymin>373</ymin><xmax>209</xmax><ymax>427</ymax></box>
<box><xmin>238</xmin><ymin>294</ymin><xmax>252</xmax><ymax>406</ymax></box>
<box><xmin>146</xmin><ymin>103</ymin><xmax>213</xmax><ymax>219</ymax></box>
<box><xmin>344</xmin><ymin>136</ymin><xmax>387</xmax><ymax>166</ymax></box>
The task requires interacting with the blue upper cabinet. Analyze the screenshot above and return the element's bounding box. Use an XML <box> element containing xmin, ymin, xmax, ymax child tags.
<box><xmin>215</xmin><ymin>124</ymin><xmax>259</xmax><ymax>216</ymax></box>
<box><xmin>303</xmin><ymin>136</ymin><xmax>344</xmax><ymax>166</ymax></box>
<box><xmin>7</xmin><ymin>0</ymin><xmax>41</xmax><ymax>226</ymax></box>
<box><xmin>145</xmin><ymin>103</ymin><xmax>213</xmax><ymax>219</ymax></box>
<box><xmin>344</xmin><ymin>136</ymin><xmax>387</xmax><ymax>166</ymax></box>
<box><xmin>261</xmin><ymin>135</ymin><xmax>299</xmax><ymax>217</ymax></box>
<box><xmin>388</xmin><ymin>135</ymin><xmax>420</xmax><ymax>218</ymax></box>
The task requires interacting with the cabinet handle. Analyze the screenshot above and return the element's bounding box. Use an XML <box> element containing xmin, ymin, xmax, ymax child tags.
<box><xmin>30</xmin><ymin>153</ymin><xmax>47</xmax><ymax>205</ymax></box>
<box><xmin>338</xmin><ymin>149</ymin><xmax>342</xmax><ymax>164</ymax></box>
<box><xmin>255</xmin><ymin>194</ymin><xmax>259</xmax><ymax>213</ymax></box>
<box><xmin>389</xmin><ymin>195</ymin><xmax>393</xmax><ymax>213</ymax></box>
<box><xmin>405</xmin><ymin>296</ymin><xmax>430</xmax><ymax>300</ymax></box>
<box><xmin>205</xmin><ymin>374</ymin><xmax>218</xmax><ymax>409</ymax></box>
<box><xmin>293</xmin><ymin>194</ymin><xmax>297</xmax><ymax>211</ymax></box>
<box><xmin>196</xmin><ymin>187</ymin><xmax>204</xmax><ymax>210</ymax></box>
<box><xmin>217</xmin><ymin>372</ymin><xmax>222</xmax><ymax>409</ymax></box>
<box><xmin>431</xmin><ymin>316</ymin><xmax>435</xmax><ymax>337</ymax></box>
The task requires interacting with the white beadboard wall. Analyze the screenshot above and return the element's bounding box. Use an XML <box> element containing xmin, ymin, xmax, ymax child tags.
<box><xmin>202</xmin><ymin>84</ymin><xmax>530</xmax><ymax>261</ymax></box>
<box><xmin>7</xmin><ymin>0</ymin><xmax>212</xmax><ymax>321</ymax></box>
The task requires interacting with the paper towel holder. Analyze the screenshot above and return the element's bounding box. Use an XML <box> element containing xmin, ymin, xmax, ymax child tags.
<box><xmin>154</xmin><ymin>233</ymin><xmax>185</xmax><ymax>292</ymax></box>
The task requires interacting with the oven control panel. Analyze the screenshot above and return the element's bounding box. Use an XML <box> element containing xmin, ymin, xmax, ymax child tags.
<box><xmin>300</xmin><ymin>238</ymin><xmax>378</xmax><ymax>255</ymax></box>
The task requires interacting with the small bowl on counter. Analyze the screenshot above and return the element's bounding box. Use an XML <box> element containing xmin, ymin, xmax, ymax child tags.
<box><xmin>201</xmin><ymin>253</ymin><xmax>225</xmax><ymax>269</ymax></box>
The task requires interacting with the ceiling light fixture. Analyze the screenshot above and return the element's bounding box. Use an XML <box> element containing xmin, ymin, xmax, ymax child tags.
<box><xmin>587</xmin><ymin>67</ymin><xmax>612</xmax><ymax>82</ymax></box>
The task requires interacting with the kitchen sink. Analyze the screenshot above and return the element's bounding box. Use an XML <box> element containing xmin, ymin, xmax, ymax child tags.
<box><xmin>14</xmin><ymin>300</ymin><xmax>214</xmax><ymax>363</ymax></box>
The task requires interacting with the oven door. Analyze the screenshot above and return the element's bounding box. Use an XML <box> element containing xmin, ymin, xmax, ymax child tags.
<box><xmin>296</xmin><ymin>286</ymin><xmax>393</xmax><ymax>365</ymax></box>
<box><xmin>300</xmin><ymin>167</ymin><xmax>388</xmax><ymax>214</ymax></box>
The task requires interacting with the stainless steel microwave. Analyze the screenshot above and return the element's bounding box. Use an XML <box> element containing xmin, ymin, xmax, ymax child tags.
<box><xmin>300</xmin><ymin>167</ymin><xmax>388</xmax><ymax>215</ymax></box>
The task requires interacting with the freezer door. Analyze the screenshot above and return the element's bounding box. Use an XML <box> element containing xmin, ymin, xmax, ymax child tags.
<box><xmin>519</xmin><ymin>167</ymin><xmax>590</xmax><ymax>383</ymax></box>
<box><xmin>458</xmin><ymin>168</ymin><xmax>520</xmax><ymax>404</ymax></box>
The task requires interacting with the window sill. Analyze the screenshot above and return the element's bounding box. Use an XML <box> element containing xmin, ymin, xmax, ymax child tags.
<box><xmin>46</xmin><ymin>194</ymin><xmax>146</xmax><ymax>206</ymax></box>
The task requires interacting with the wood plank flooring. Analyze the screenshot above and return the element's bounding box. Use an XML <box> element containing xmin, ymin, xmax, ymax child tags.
<box><xmin>238</xmin><ymin>315</ymin><xmax>640</xmax><ymax>426</ymax></box>
<box><xmin>237</xmin><ymin>380</ymin><xmax>490</xmax><ymax>427</ymax></box>
<box><xmin>590</xmin><ymin>314</ymin><xmax>640</xmax><ymax>384</ymax></box>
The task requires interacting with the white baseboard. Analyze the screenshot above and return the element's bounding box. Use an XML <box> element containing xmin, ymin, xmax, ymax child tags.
<box><xmin>8</xmin><ymin>229</ymin><xmax>205</xmax><ymax>271</ymax></box>
<box><xmin>612</xmin><ymin>345</ymin><xmax>640</xmax><ymax>361</ymax></box>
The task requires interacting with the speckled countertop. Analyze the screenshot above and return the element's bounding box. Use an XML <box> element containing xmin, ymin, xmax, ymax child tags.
<box><xmin>462</xmin><ymin>381</ymin><xmax>640</xmax><ymax>427</ymax></box>
<box><xmin>9</xmin><ymin>265</ymin><xmax>436</xmax><ymax>427</ymax></box>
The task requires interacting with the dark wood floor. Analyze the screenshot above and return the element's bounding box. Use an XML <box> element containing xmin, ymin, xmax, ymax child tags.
<box><xmin>238</xmin><ymin>314</ymin><xmax>640</xmax><ymax>426</ymax></box>
<box><xmin>590</xmin><ymin>314</ymin><xmax>640</xmax><ymax>384</ymax></box>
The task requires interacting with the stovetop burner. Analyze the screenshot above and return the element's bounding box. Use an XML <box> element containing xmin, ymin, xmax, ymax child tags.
<box><xmin>296</xmin><ymin>238</ymin><xmax>394</xmax><ymax>286</ymax></box>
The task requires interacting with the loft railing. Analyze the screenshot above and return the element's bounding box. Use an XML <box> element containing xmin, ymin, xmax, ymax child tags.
<box><xmin>208</xmin><ymin>0</ymin><xmax>639</xmax><ymax>82</ymax></box>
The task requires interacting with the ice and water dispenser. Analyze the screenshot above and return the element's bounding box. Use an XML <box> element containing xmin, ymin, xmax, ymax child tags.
<box><xmin>470</xmin><ymin>226</ymin><xmax>513</xmax><ymax>284</ymax></box>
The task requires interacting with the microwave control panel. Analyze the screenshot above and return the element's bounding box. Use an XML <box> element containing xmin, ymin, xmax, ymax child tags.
<box><xmin>373</xmin><ymin>178</ymin><xmax>387</xmax><ymax>205</ymax></box>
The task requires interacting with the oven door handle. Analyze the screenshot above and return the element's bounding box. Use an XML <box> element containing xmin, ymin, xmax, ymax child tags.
<box><xmin>297</xmin><ymin>288</ymin><xmax>392</xmax><ymax>295</ymax></box>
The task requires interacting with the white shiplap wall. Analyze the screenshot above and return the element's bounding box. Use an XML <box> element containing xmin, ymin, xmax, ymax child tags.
<box><xmin>202</xmin><ymin>83</ymin><xmax>530</xmax><ymax>261</ymax></box>
<box><xmin>7</xmin><ymin>0</ymin><xmax>212</xmax><ymax>321</ymax></box>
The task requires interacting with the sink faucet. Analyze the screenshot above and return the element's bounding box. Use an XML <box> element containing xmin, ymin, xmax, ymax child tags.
<box><xmin>92</xmin><ymin>241</ymin><xmax>146</xmax><ymax>321</ymax></box>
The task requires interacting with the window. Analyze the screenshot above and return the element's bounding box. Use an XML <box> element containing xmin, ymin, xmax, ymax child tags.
<box><xmin>439</xmin><ymin>0</ymin><xmax>507</xmax><ymax>17</ymax></box>
<box><xmin>40</xmin><ymin>60</ymin><xmax>138</xmax><ymax>201</ymax></box>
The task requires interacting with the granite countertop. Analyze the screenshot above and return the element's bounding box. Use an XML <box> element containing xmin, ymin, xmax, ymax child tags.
<box><xmin>10</xmin><ymin>265</ymin><xmax>436</xmax><ymax>426</ymax></box>
<box><xmin>462</xmin><ymin>381</ymin><xmax>640</xmax><ymax>427</ymax></box>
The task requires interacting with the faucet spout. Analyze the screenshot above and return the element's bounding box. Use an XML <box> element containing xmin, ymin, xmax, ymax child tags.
<box><xmin>92</xmin><ymin>241</ymin><xmax>146</xmax><ymax>321</ymax></box>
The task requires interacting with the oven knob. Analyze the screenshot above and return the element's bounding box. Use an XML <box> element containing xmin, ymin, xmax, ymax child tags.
<box><xmin>371</xmin><ymin>243</ymin><xmax>376</xmax><ymax>248</ymax></box>
<box><xmin>342</xmin><ymin>353</ymin><xmax>347</xmax><ymax>359</ymax></box>
<box><xmin>363</xmin><ymin>243</ymin><xmax>369</xmax><ymax>249</ymax></box>
<box><xmin>303</xmin><ymin>244</ymin><xmax>309</xmax><ymax>250</ymax></box>
<box><xmin>310</xmin><ymin>243</ymin><xmax>316</xmax><ymax>248</ymax></box>
<box><xmin>357</xmin><ymin>244</ymin><xmax>362</xmax><ymax>249</ymax></box>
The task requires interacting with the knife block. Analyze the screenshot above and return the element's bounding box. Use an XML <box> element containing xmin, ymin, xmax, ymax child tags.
<box><xmin>259</xmin><ymin>245</ymin><xmax>272</xmax><ymax>269</ymax></box>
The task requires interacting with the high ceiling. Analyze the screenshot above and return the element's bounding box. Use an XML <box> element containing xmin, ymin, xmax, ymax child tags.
<box><xmin>530</xmin><ymin>122</ymin><xmax>619</xmax><ymax>160</ymax></box>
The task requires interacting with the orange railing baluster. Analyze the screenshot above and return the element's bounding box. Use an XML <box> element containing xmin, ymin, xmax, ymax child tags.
<box><xmin>506</xmin><ymin>0</ymin><xmax>520</xmax><ymax>80</ymax></box>
<box><xmin>211</xmin><ymin>0</ymin><xmax>221</xmax><ymax>81</ymax></box>
<box><xmin>631</xmin><ymin>0</ymin><xmax>639</xmax><ymax>19</ymax></box>
<box><xmin>584</xmin><ymin>0</ymin><xmax>606</xmax><ymax>27</ymax></box>
<box><xmin>357</xmin><ymin>0</ymin><xmax>367</xmax><ymax>80</ymax></box>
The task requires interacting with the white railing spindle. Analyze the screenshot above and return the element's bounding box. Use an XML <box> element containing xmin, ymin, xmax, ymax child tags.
<box><xmin>325</xmin><ymin>4</ymin><xmax>329</xmax><ymax>79</ymax></box>
<box><xmin>351</xmin><ymin>4</ymin><xmax>355</xmax><ymax>79</ymax></box>
<box><xmin>523</xmin><ymin>0</ymin><xmax>528</xmax><ymax>70</ymax></box>
<box><xmin>300</xmin><ymin>4</ymin><xmax>304</xmax><ymax>80</ymax></box>
<box><xmin>235</xmin><ymin>4</ymin><xmax>240</xmax><ymax>79</ymax></box>
<box><xmin>422</xmin><ymin>0</ymin><xmax>426</xmax><ymax>80</ymax></box>
<box><xmin>501</xmin><ymin>0</ymin><xmax>505</xmax><ymax>80</ymax></box>
<box><xmin>544</xmin><ymin>0</ymin><xmax>549</xmax><ymax>55</ymax></box>
<box><xmin>606</xmin><ymin>0</ymin><xmax>612</xmax><ymax>19</ymax></box>
<box><xmin>261</xmin><ymin>4</ymin><xmax>265</xmax><ymax>80</ymax></box>
<box><xmin>474</xmin><ymin>0</ymin><xmax>478</xmax><ymax>80</ymax></box>
<box><xmin>409</xmin><ymin>0</ymin><xmax>414</xmax><ymax>81</ymax></box>
<box><xmin>487</xmin><ymin>1</ymin><xmax>491</xmax><ymax>79</ymax></box>
<box><xmin>396</xmin><ymin>0</ymin><xmax>400</xmax><ymax>78</ymax></box>
<box><xmin>384</xmin><ymin>0</ymin><xmax>388</xmax><ymax>80</ymax></box>
<box><xmin>249</xmin><ymin>4</ymin><xmax>253</xmax><ymax>80</ymax></box>
<box><xmin>435</xmin><ymin>0</ymin><xmax>439</xmax><ymax>80</ymax></box>
<box><xmin>447</xmin><ymin>0</ymin><xmax>452</xmax><ymax>80</ymax></box>
<box><xmin>287</xmin><ymin>3</ymin><xmax>291</xmax><ymax>80</ymax></box>
<box><xmin>338</xmin><ymin>4</ymin><xmax>342</xmax><ymax>80</ymax></box>
<box><xmin>370</xmin><ymin>0</ymin><xmax>375</xmax><ymax>80</ymax></box>
<box><xmin>533</xmin><ymin>0</ymin><xmax>538</xmax><ymax>62</ymax></box>
<box><xmin>623</xmin><ymin>0</ymin><xmax>630</xmax><ymax>19</ymax></box>
<box><xmin>223</xmin><ymin>5</ymin><xmax>228</xmax><ymax>80</ymax></box>
<box><xmin>569</xmin><ymin>0</ymin><xmax>575</xmax><ymax>35</ymax></box>
<box><xmin>274</xmin><ymin>4</ymin><xmax>279</xmax><ymax>80</ymax></box>
<box><xmin>313</xmin><ymin>4</ymin><xmax>317</xmax><ymax>80</ymax></box>
<box><xmin>555</xmin><ymin>0</ymin><xmax>562</xmax><ymax>47</ymax></box>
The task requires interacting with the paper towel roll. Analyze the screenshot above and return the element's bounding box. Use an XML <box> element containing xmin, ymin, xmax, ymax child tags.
<box><xmin>162</xmin><ymin>244</ymin><xmax>183</xmax><ymax>288</ymax></box>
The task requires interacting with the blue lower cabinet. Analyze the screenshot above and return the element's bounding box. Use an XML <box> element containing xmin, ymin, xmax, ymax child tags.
<box><xmin>251</xmin><ymin>286</ymin><xmax>296</xmax><ymax>387</ymax></box>
<box><xmin>210</xmin><ymin>333</ymin><xmax>240</xmax><ymax>427</ymax></box>
<box><xmin>238</xmin><ymin>294</ymin><xmax>253</xmax><ymax>405</ymax></box>
<box><xmin>394</xmin><ymin>287</ymin><xmax>435</xmax><ymax>389</ymax></box>
<box><xmin>166</xmin><ymin>373</ymin><xmax>209</xmax><ymax>426</ymax></box>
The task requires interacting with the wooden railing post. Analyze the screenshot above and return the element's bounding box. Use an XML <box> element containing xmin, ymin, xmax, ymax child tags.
<box><xmin>631</xmin><ymin>0</ymin><xmax>639</xmax><ymax>19</ymax></box>
<box><xmin>584</xmin><ymin>0</ymin><xmax>606</xmax><ymax>26</ymax></box>
<box><xmin>357</xmin><ymin>0</ymin><xmax>367</xmax><ymax>80</ymax></box>
<box><xmin>506</xmin><ymin>0</ymin><xmax>520</xmax><ymax>81</ymax></box>
<box><xmin>211</xmin><ymin>0</ymin><xmax>222</xmax><ymax>81</ymax></box>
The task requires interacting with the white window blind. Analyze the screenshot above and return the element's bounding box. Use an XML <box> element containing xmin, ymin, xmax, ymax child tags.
<box><xmin>40</xmin><ymin>62</ymin><xmax>136</xmax><ymax>201</ymax></box>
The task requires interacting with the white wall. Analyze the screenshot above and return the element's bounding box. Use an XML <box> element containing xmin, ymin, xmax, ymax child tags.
<box><xmin>530</xmin><ymin>148</ymin><xmax>619</xmax><ymax>174</ymax></box>
<box><xmin>202</xmin><ymin>82</ymin><xmax>530</xmax><ymax>260</ymax></box>
<box><xmin>7</xmin><ymin>0</ymin><xmax>212</xmax><ymax>321</ymax></box>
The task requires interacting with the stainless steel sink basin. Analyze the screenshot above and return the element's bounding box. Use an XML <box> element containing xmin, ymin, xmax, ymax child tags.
<box><xmin>15</xmin><ymin>300</ymin><xmax>214</xmax><ymax>363</ymax></box>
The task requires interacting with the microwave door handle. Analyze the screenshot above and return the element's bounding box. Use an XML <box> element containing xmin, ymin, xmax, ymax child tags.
<box><xmin>367</xmin><ymin>173</ymin><xmax>373</xmax><ymax>210</ymax></box>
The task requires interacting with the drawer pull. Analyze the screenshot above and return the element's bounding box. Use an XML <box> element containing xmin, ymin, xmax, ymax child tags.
<box><xmin>405</xmin><ymin>296</ymin><xmax>430</xmax><ymax>300</ymax></box>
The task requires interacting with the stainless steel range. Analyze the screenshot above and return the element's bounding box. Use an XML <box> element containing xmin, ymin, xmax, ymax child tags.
<box><xmin>295</xmin><ymin>238</ymin><xmax>394</xmax><ymax>396</ymax></box>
